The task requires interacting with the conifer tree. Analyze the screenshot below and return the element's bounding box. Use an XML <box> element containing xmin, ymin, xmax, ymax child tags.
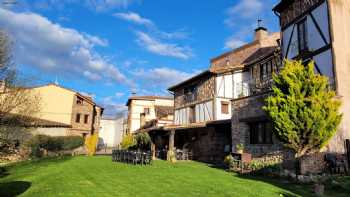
<box><xmin>263</xmin><ymin>60</ymin><xmax>342</xmax><ymax>157</ymax></box>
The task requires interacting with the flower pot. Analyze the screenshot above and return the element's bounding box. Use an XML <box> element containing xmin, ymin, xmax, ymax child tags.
<box><xmin>314</xmin><ymin>183</ymin><xmax>324</xmax><ymax>197</ymax></box>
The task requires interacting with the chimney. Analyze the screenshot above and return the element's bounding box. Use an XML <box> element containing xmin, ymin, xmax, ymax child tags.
<box><xmin>254</xmin><ymin>26</ymin><xmax>268</xmax><ymax>42</ymax></box>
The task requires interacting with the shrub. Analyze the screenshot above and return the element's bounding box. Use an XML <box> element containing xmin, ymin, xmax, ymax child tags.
<box><xmin>224</xmin><ymin>154</ymin><xmax>234</xmax><ymax>167</ymax></box>
<box><xmin>62</xmin><ymin>136</ymin><xmax>84</xmax><ymax>150</ymax></box>
<box><xmin>120</xmin><ymin>134</ymin><xmax>136</xmax><ymax>150</ymax></box>
<box><xmin>134</xmin><ymin>133</ymin><xmax>151</xmax><ymax>150</ymax></box>
<box><xmin>85</xmin><ymin>133</ymin><xmax>98</xmax><ymax>156</ymax></box>
<box><xmin>27</xmin><ymin>135</ymin><xmax>84</xmax><ymax>158</ymax></box>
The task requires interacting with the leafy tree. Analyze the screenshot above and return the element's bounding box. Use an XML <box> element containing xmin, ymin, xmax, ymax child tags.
<box><xmin>0</xmin><ymin>30</ymin><xmax>41</xmax><ymax>156</ymax></box>
<box><xmin>134</xmin><ymin>132</ymin><xmax>151</xmax><ymax>150</ymax></box>
<box><xmin>263</xmin><ymin>60</ymin><xmax>342</xmax><ymax>157</ymax></box>
<box><xmin>120</xmin><ymin>133</ymin><xmax>136</xmax><ymax>150</ymax></box>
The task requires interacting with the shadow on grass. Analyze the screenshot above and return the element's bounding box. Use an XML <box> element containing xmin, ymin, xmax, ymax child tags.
<box><xmin>0</xmin><ymin>181</ymin><xmax>31</xmax><ymax>197</ymax></box>
<box><xmin>0</xmin><ymin>167</ymin><xmax>10</xmax><ymax>178</ymax></box>
<box><xmin>206</xmin><ymin>163</ymin><xmax>313</xmax><ymax>196</ymax></box>
<box><xmin>237</xmin><ymin>174</ymin><xmax>313</xmax><ymax>197</ymax></box>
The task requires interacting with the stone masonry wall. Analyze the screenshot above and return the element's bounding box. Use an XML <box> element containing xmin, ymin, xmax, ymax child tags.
<box><xmin>174</xmin><ymin>75</ymin><xmax>215</xmax><ymax>109</ymax></box>
<box><xmin>231</xmin><ymin>93</ymin><xmax>284</xmax><ymax>158</ymax></box>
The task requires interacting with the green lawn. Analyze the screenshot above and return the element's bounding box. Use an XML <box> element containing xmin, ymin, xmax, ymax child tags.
<box><xmin>0</xmin><ymin>156</ymin><xmax>349</xmax><ymax>197</ymax></box>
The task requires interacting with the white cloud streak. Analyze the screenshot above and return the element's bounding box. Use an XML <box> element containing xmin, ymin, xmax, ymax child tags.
<box><xmin>0</xmin><ymin>8</ymin><xmax>133</xmax><ymax>86</ymax></box>
<box><xmin>113</xmin><ymin>11</ymin><xmax>154</xmax><ymax>26</ymax></box>
<box><xmin>135</xmin><ymin>31</ymin><xmax>192</xmax><ymax>59</ymax></box>
<box><xmin>131</xmin><ymin>67</ymin><xmax>195</xmax><ymax>88</ymax></box>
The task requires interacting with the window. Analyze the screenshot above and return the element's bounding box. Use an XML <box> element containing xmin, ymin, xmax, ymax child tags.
<box><xmin>75</xmin><ymin>113</ymin><xmax>81</xmax><ymax>123</ymax></box>
<box><xmin>221</xmin><ymin>101</ymin><xmax>229</xmax><ymax>114</ymax></box>
<box><xmin>84</xmin><ymin>114</ymin><xmax>89</xmax><ymax>124</ymax></box>
<box><xmin>250</xmin><ymin>121</ymin><xmax>272</xmax><ymax>144</ymax></box>
<box><xmin>260</xmin><ymin>60</ymin><xmax>273</xmax><ymax>81</ymax></box>
<box><xmin>76</xmin><ymin>96</ymin><xmax>83</xmax><ymax>105</ymax></box>
<box><xmin>144</xmin><ymin>108</ymin><xmax>150</xmax><ymax>115</ymax></box>
<box><xmin>297</xmin><ymin>18</ymin><xmax>308</xmax><ymax>52</ymax></box>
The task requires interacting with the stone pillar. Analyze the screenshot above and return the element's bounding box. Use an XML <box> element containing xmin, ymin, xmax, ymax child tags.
<box><xmin>151</xmin><ymin>142</ymin><xmax>156</xmax><ymax>160</ymax></box>
<box><xmin>167</xmin><ymin>129</ymin><xmax>176</xmax><ymax>162</ymax></box>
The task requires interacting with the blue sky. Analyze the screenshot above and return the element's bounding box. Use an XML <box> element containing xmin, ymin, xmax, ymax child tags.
<box><xmin>0</xmin><ymin>0</ymin><xmax>280</xmax><ymax>117</ymax></box>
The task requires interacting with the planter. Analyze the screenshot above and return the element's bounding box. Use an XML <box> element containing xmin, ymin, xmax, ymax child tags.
<box><xmin>314</xmin><ymin>183</ymin><xmax>324</xmax><ymax>197</ymax></box>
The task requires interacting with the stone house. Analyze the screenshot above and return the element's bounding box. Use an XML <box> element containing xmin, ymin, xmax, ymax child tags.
<box><xmin>27</xmin><ymin>83</ymin><xmax>103</xmax><ymax>137</ymax></box>
<box><xmin>138</xmin><ymin>27</ymin><xmax>281</xmax><ymax>163</ymax></box>
<box><xmin>231</xmin><ymin>0</ymin><xmax>350</xmax><ymax>166</ymax></box>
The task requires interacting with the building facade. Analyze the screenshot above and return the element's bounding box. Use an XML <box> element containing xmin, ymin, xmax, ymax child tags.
<box><xmin>273</xmin><ymin>0</ymin><xmax>350</xmax><ymax>153</ymax></box>
<box><xmin>29</xmin><ymin>84</ymin><xmax>103</xmax><ymax>137</ymax></box>
<box><xmin>99</xmin><ymin>117</ymin><xmax>126</xmax><ymax>147</ymax></box>
<box><xmin>126</xmin><ymin>96</ymin><xmax>174</xmax><ymax>134</ymax></box>
<box><xmin>230</xmin><ymin>0</ymin><xmax>350</xmax><ymax>162</ymax></box>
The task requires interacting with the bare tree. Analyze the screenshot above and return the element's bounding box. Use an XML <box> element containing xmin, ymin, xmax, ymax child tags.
<box><xmin>0</xmin><ymin>30</ymin><xmax>41</xmax><ymax>156</ymax></box>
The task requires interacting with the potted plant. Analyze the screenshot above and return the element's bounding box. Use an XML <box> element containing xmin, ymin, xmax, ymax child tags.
<box><xmin>236</xmin><ymin>143</ymin><xmax>244</xmax><ymax>154</ymax></box>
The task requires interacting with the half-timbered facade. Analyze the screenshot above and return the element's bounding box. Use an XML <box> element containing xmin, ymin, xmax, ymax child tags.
<box><xmin>273</xmin><ymin>0</ymin><xmax>350</xmax><ymax>153</ymax></box>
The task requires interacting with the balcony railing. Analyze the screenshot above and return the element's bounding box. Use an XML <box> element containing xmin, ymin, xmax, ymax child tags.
<box><xmin>234</xmin><ymin>78</ymin><xmax>273</xmax><ymax>98</ymax></box>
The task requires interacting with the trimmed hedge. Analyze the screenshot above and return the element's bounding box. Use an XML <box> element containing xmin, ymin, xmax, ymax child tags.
<box><xmin>28</xmin><ymin>135</ymin><xmax>84</xmax><ymax>158</ymax></box>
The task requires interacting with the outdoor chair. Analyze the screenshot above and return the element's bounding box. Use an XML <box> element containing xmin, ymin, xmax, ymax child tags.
<box><xmin>143</xmin><ymin>151</ymin><xmax>152</xmax><ymax>165</ymax></box>
<box><xmin>325</xmin><ymin>153</ymin><xmax>348</xmax><ymax>175</ymax></box>
<box><xmin>133</xmin><ymin>152</ymin><xmax>142</xmax><ymax>165</ymax></box>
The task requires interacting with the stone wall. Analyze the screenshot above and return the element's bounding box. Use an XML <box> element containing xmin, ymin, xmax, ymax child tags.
<box><xmin>174</xmin><ymin>75</ymin><xmax>215</xmax><ymax>109</ymax></box>
<box><xmin>231</xmin><ymin>93</ymin><xmax>284</xmax><ymax>158</ymax></box>
<box><xmin>70</xmin><ymin>95</ymin><xmax>95</xmax><ymax>135</ymax></box>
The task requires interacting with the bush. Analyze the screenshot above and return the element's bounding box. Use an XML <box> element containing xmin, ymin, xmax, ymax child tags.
<box><xmin>62</xmin><ymin>136</ymin><xmax>84</xmax><ymax>150</ymax></box>
<box><xmin>224</xmin><ymin>154</ymin><xmax>234</xmax><ymax>167</ymax></box>
<box><xmin>85</xmin><ymin>133</ymin><xmax>98</xmax><ymax>156</ymax></box>
<box><xmin>134</xmin><ymin>133</ymin><xmax>151</xmax><ymax>150</ymax></box>
<box><xmin>27</xmin><ymin>135</ymin><xmax>84</xmax><ymax>158</ymax></box>
<box><xmin>120</xmin><ymin>134</ymin><xmax>136</xmax><ymax>150</ymax></box>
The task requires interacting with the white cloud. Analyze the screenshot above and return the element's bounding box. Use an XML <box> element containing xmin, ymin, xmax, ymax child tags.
<box><xmin>88</xmin><ymin>0</ymin><xmax>136</xmax><ymax>11</ymax></box>
<box><xmin>115</xmin><ymin>92</ymin><xmax>125</xmax><ymax>97</ymax></box>
<box><xmin>131</xmin><ymin>67</ymin><xmax>195</xmax><ymax>88</ymax></box>
<box><xmin>224</xmin><ymin>37</ymin><xmax>247</xmax><ymax>49</ymax></box>
<box><xmin>0</xmin><ymin>8</ymin><xmax>133</xmax><ymax>86</ymax></box>
<box><xmin>135</xmin><ymin>31</ymin><xmax>192</xmax><ymax>59</ymax></box>
<box><xmin>113</xmin><ymin>12</ymin><xmax>154</xmax><ymax>27</ymax></box>
<box><xmin>227</xmin><ymin>0</ymin><xmax>263</xmax><ymax>19</ymax></box>
<box><xmin>99</xmin><ymin>96</ymin><xmax>128</xmax><ymax>117</ymax></box>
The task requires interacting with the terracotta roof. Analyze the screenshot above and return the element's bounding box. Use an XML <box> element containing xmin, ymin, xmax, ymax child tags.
<box><xmin>210</xmin><ymin>32</ymin><xmax>280</xmax><ymax>74</ymax></box>
<box><xmin>1</xmin><ymin>114</ymin><xmax>71</xmax><ymax>128</ymax></box>
<box><xmin>168</xmin><ymin>70</ymin><xmax>211</xmax><ymax>91</ymax></box>
<box><xmin>126</xmin><ymin>96</ymin><xmax>173</xmax><ymax>106</ymax></box>
<box><xmin>155</xmin><ymin>105</ymin><xmax>174</xmax><ymax>119</ymax></box>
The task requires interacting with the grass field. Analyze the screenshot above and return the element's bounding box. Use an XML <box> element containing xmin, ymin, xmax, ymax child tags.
<box><xmin>0</xmin><ymin>156</ymin><xmax>349</xmax><ymax>197</ymax></box>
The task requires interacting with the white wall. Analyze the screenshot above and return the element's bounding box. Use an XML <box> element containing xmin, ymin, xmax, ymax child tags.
<box><xmin>195</xmin><ymin>100</ymin><xmax>213</xmax><ymax>122</ymax></box>
<box><xmin>233</xmin><ymin>71</ymin><xmax>250</xmax><ymax>98</ymax></box>
<box><xmin>99</xmin><ymin>117</ymin><xmax>124</xmax><ymax>147</ymax></box>
<box><xmin>31</xmin><ymin>127</ymin><xmax>68</xmax><ymax>136</ymax></box>
<box><xmin>216</xmin><ymin>74</ymin><xmax>233</xmax><ymax>98</ymax></box>
<box><xmin>174</xmin><ymin>107</ymin><xmax>189</xmax><ymax>125</ymax></box>
<box><xmin>215</xmin><ymin>98</ymin><xmax>231</xmax><ymax>120</ymax></box>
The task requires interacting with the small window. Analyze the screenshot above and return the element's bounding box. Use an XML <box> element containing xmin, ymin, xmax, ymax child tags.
<box><xmin>297</xmin><ymin>18</ymin><xmax>308</xmax><ymax>52</ymax></box>
<box><xmin>250</xmin><ymin>121</ymin><xmax>272</xmax><ymax>144</ymax></box>
<box><xmin>76</xmin><ymin>96</ymin><xmax>83</xmax><ymax>105</ymax></box>
<box><xmin>144</xmin><ymin>108</ymin><xmax>150</xmax><ymax>115</ymax></box>
<box><xmin>75</xmin><ymin>113</ymin><xmax>81</xmax><ymax>123</ymax></box>
<box><xmin>221</xmin><ymin>101</ymin><xmax>229</xmax><ymax>114</ymax></box>
<box><xmin>84</xmin><ymin>114</ymin><xmax>89</xmax><ymax>124</ymax></box>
